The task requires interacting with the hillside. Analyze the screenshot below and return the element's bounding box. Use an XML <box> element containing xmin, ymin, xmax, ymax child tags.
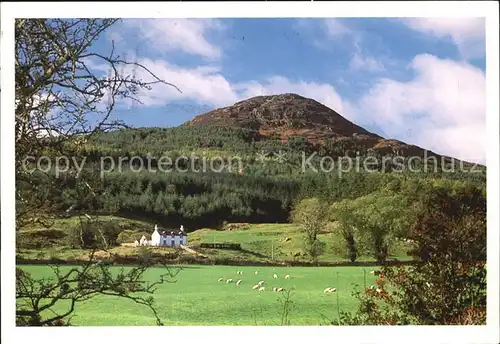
<box><xmin>87</xmin><ymin>93</ymin><xmax>485</xmax><ymax>168</ymax></box>
<box><xmin>185</xmin><ymin>93</ymin><xmax>378</xmax><ymax>139</ymax></box>
<box><xmin>16</xmin><ymin>215</ymin><xmax>413</xmax><ymax>266</ymax></box>
<box><xmin>183</xmin><ymin>93</ymin><xmax>452</xmax><ymax>160</ymax></box>
<box><xmin>22</xmin><ymin>93</ymin><xmax>486</xmax><ymax>230</ymax></box>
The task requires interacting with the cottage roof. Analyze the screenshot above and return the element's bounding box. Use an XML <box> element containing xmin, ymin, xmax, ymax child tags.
<box><xmin>157</xmin><ymin>230</ymin><xmax>186</xmax><ymax>236</ymax></box>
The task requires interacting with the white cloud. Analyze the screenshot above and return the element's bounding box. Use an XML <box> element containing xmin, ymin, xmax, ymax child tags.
<box><xmin>403</xmin><ymin>17</ymin><xmax>485</xmax><ymax>59</ymax></box>
<box><xmin>122</xmin><ymin>58</ymin><xmax>238</xmax><ymax>107</ymax></box>
<box><xmin>118</xmin><ymin>52</ymin><xmax>485</xmax><ymax>164</ymax></box>
<box><xmin>323</xmin><ymin>19</ymin><xmax>352</xmax><ymax>39</ymax></box>
<box><xmin>124</xmin><ymin>59</ymin><xmax>347</xmax><ymax>115</ymax></box>
<box><xmin>352</xmin><ymin>54</ymin><xmax>486</xmax><ymax>164</ymax></box>
<box><xmin>124</xmin><ymin>19</ymin><xmax>225</xmax><ymax>60</ymax></box>
<box><xmin>311</xmin><ymin>19</ymin><xmax>387</xmax><ymax>74</ymax></box>
<box><xmin>349</xmin><ymin>53</ymin><xmax>386</xmax><ymax>73</ymax></box>
<box><xmin>107</xmin><ymin>30</ymin><xmax>123</xmax><ymax>44</ymax></box>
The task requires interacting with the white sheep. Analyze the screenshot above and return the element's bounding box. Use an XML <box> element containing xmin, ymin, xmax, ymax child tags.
<box><xmin>236</xmin><ymin>280</ymin><xmax>242</xmax><ymax>286</ymax></box>
<box><xmin>273</xmin><ymin>273</ymin><xmax>278</xmax><ymax>279</ymax></box>
<box><xmin>324</xmin><ymin>287</ymin><xmax>331</xmax><ymax>293</ymax></box>
<box><xmin>240</xmin><ymin>271</ymin><xmax>244</xmax><ymax>275</ymax></box>
<box><xmin>284</xmin><ymin>274</ymin><xmax>290</xmax><ymax>279</ymax></box>
<box><xmin>236</xmin><ymin>271</ymin><xmax>240</xmax><ymax>275</ymax></box>
<box><xmin>369</xmin><ymin>270</ymin><xmax>375</xmax><ymax>275</ymax></box>
<box><xmin>217</xmin><ymin>278</ymin><xmax>223</xmax><ymax>282</ymax></box>
<box><xmin>252</xmin><ymin>284</ymin><xmax>260</xmax><ymax>290</ymax></box>
<box><xmin>330</xmin><ymin>288</ymin><xmax>336</xmax><ymax>292</ymax></box>
<box><xmin>257</xmin><ymin>280</ymin><xmax>265</xmax><ymax>286</ymax></box>
<box><xmin>255</xmin><ymin>271</ymin><xmax>259</xmax><ymax>275</ymax></box>
<box><xmin>277</xmin><ymin>287</ymin><xmax>285</xmax><ymax>292</ymax></box>
<box><xmin>272</xmin><ymin>287</ymin><xmax>277</xmax><ymax>292</ymax></box>
<box><xmin>258</xmin><ymin>286</ymin><xmax>266</xmax><ymax>292</ymax></box>
<box><xmin>226</xmin><ymin>279</ymin><xmax>233</xmax><ymax>284</ymax></box>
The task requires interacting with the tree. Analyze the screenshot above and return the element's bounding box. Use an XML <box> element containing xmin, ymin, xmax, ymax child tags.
<box><xmin>339</xmin><ymin>185</ymin><xmax>487</xmax><ymax>325</ymax></box>
<box><xmin>16</xmin><ymin>249</ymin><xmax>179</xmax><ymax>326</ymax></box>
<box><xmin>329</xmin><ymin>200</ymin><xmax>359</xmax><ymax>262</ymax></box>
<box><xmin>290</xmin><ymin>198</ymin><xmax>327</xmax><ymax>261</ymax></box>
<box><xmin>15</xmin><ymin>18</ymin><xmax>181</xmax><ymax>229</ymax></box>
<box><xmin>15</xmin><ymin>19</ymin><xmax>181</xmax><ymax>326</ymax></box>
<box><xmin>332</xmin><ymin>192</ymin><xmax>414</xmax><ymax>263</ymax></box>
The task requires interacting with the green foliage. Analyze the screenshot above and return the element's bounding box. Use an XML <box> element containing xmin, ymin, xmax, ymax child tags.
<box><xmin>290</xmin><ymin>198</ymin><xmax>328</xmax><ymax>261</ymax></box>
<box><xmin>66</xmin><ymin>218</ymin><xmax>122</xmax><ymax>249</ymax></box>
<box><xmin>35</xmin><ymin>145</ymin><xmax>486</xmax><ymax>230</ymax></box>
<box><xmin>16</xmin><ymin>229</ymin><xmax>67</xmax><ymax>249</ymax></box>
<box><xmin>339</xmin><ymin>183</ymin><xmax>487</xmax><ymax>325</ymax></box>
<box><xmin>67</xmin><ymin>221</ymin><xmax>95</xmax><ymax>249</ymax></box>
<box><xmin>116</xmin><ymin>230</ymin><xmax>151</xmax><ymax>244</ymax></box>
<box><xmin>330</xmin><ymin>190</ymin><xmax>417</xmax><ymax>263</ymax></box>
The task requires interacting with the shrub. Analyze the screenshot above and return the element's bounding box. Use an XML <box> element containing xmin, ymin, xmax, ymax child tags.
<box><xmin>67</xmin><ymin>222</ymin><xmax>95</xmax><ymax>249</ymax></box>
<box><xmin>16</xmin><ymin>229</ymin><xmax>67</xmax><ymax>249</ymax></box>
<box><xmin>339</xmin><ymin>185</ymin><xmax>486</xmax><ymax>325</ymax></box>
<box><xmin>67</xmin><ymin>218</ymin><xmax>122</xmax><ymax>249</ymax></box>
<box><xmin>116</xmin><ymin>230</ymin><xmax>136</xmax><ymax>244</ymax></box>
<box><xmin>290</xmin><ymin>198</ymin><xmax>327</xmax><ymax>261</ymax></box>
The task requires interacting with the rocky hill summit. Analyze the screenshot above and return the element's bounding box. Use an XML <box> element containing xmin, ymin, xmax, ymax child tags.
<box><xmin>183</xmin><ymin>93</ymin><xmax>444</xmax><ymax>158</ymax></box>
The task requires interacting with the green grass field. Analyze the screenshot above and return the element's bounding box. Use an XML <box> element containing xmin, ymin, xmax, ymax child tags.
<box><xmin>19</xmin><ymin>264</ymin><xmax>381</xmax><ymax>326</ymax></box>
<box><xmin>17</xmin><ymin>216</ymin><xmax>412</xmax><ymax>264</ymax></box>
<box><xmin>189</xmin><ymin>223</ymin><xmax>412</xmax><ymax>262</ymax></box>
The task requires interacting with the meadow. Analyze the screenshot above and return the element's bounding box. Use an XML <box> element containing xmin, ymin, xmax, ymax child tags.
<box><xmin>19</xmin><ymin>264</ymin><xmax>381</xmax><ymax>326</ymax></box>
<box><xmin>16</xmin><ymin>216</ymin><xmax>412</xmax><ymax>265</ymax></box>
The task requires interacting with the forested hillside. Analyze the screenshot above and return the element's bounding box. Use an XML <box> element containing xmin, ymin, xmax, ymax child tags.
<box><xmin>24</xmin><ymin>121</ymin><xmax>486</xmax><ymax>230</ymax></box>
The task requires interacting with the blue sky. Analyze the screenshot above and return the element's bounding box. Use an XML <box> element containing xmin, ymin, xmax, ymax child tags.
<box><xmin>92</xmin><ymin>17</ymin><xmax>486</xmax><ymax>164</ymax></box>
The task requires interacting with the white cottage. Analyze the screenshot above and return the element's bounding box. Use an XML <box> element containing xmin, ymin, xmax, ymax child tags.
<box><xmin>150</xmin><ymin>224</ymin><xmax>187</xmax><ymax>247</ymax></box>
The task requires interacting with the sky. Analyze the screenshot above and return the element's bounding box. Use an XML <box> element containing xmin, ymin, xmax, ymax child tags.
<box><xmin>92</xmin><ymin>17</ymin><xmax>486</xmax><ymax>164</ymax></box>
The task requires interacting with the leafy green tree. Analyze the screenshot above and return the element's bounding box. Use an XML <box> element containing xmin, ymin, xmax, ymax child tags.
<box><xmin>290</xmin><ymin>198</ymin><xmax>327</xmax><ymax>261</ymax></box>
<box><xmin>339</xmin><ymin>185</ymin><xmax>486</xmax><ymax>325</ymax></box>
<box><xmin>329</xmin><ymin>201</ymin><xmax>359</xmax><ymax>262</ymax></box>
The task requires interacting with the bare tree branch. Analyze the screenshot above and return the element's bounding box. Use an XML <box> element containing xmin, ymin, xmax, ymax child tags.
<box><xmin>15</xmin><ymin>18</ymin><xmax>182</xmax><ymax>326</ymax></box>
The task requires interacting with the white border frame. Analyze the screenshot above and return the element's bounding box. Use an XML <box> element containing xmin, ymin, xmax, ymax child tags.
<box><xmin>1</xmin><ymin>2</ymin><xmax>499</xmax><ymax>344</ymax></box>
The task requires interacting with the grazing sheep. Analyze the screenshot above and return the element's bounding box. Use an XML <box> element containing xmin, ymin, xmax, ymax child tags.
<box><xmin>252</xmin><ymin>284</ymin><xmax>260</xmax><ymax>290</ymax></box>
<box><xmin>273</xmin><ymin>273</ymin><xmax>278</xmax><ymax>279</ymax></box>
<box><xmin>284</xmin><ymin>274</ymin><xmax>290</xmax><ymax>279</ymax></box>
<box><xmin>324</xmin><ymin>287</ymin><xmax>331</xmax><ymax>293</ymax></box>
<box><xmin>273</xmin><ymin>287</ymin><xmax>277</xmax><ymax>292</ymax></box>
<box><xmin>226</xmin><ymin>279</ymin><xmax>233</xmax><ymax>284</ymax></box>
<box><xmin>369</xmin><ymin>270</ymin><xmax>375</xmax><ymax>275</ymax></box>
<box><xmin>240</xmin><ymin>271</ymin><xmax>244</xmax><ymax>275</ymax></box>
<box><xmin>218</xmin><ymin>278</ymin><xmax>223</xmax><ymax>282</ymax></box>
<box><xmin>330</xmin><ymin>288</ymin><xmax>336</xmax><ymax>292</ymax></box>
<box><xmin>236</xmin><ymin>280</ymin><xmax>242</xmax><ymax>286</ymax></box>
<box><xmin>255</xmin><ymin>271</ymin><xmax>259</xmax><ymax>275</ymax></box>
<box><xmin>258</xmin><ymin>286</ymin><xmax>265</xmax><ymax>292</ymax></box>
<box><xmin>257</xmin><ymin>280</ymin><xmax>265</xmax><ymax>286</ymax></box>
<box><xmin>277</xmin><ymin>287</ymin><xmax>285</xmax><ymax>292</ymax></box>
